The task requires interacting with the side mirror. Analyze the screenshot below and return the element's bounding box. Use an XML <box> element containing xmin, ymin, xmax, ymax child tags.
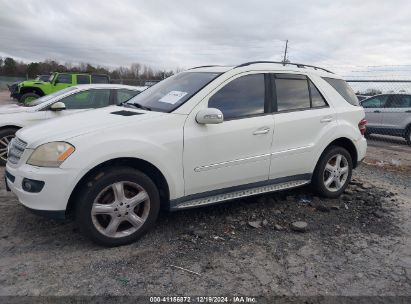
<box><xmin>50</xmin><ymin>102</ymin><xmax>66</xmax><ymax>111</ymax></box>
<box><xmin>196</xmin><ymin>108</ymin><xmax>224</xmax><ymax>124</ymax></box>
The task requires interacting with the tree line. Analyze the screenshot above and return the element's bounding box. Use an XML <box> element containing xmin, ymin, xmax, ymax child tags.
<box><xmin>0</xmin><ymin>57</ymin><xmax>177</xmax><ymax>81</ymax></box>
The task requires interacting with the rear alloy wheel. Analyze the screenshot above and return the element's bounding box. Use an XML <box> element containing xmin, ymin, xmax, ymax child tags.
<box><xmin>323</xmin><ymin>154</ymin><xmax>349</xmax><ymax>192</ymax></box>
<box><xmin>0</xmin><ymin>128</ymin><xmax>17</xmax><ymax>166</ymax></box>
<box><xmin>312</xmin><ymin>146</ymin><xmax>353</xmax><ymax>198</ymax></box>
<box><xmin>76</xmin><ymin>167</ymin><xmax>160</xmax><ymax>246</ymax></box>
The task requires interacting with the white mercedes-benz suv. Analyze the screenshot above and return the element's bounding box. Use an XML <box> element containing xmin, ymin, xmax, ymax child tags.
<box><xmin>5</xmin><ymin>62</ymin><xmax>367</xmax><ymax>246</ymax></box>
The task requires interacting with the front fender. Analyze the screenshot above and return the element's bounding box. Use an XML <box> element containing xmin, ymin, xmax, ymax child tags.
<box><xmin>61</xmin><ymin>130</ymin><xmax>184</xmax><ymax>200</ymax></box>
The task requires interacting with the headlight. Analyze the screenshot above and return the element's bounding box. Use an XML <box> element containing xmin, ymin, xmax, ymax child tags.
<box><xmin>27</xmin><ymin>142</ymin><xmax>75</xmax><ymax>167</ymax></box>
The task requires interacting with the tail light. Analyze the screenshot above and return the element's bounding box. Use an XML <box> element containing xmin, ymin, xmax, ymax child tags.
<box><xmin>358</xmin><ymin>118</ymin><xmax>367</xmax><ymax>135</ymax></box>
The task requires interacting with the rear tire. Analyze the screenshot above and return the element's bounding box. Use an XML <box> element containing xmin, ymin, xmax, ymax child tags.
<box><xmin>405</xmin><ymin>128</ymin><xmax>411</xmax><ymax>146</ymax></box>
<box><xmin>311</xmin><ymin>146</ymin><xmax>353</xmax><ymax>198</ymax></box>
<box><xmin>20</xmin><ymin>93</ymin><xmax>40</xmax><ymax>105</ymax></box>
<box><xmin>75</xmin><ymin>167</ymin><xmax>160</xmax><ymax>246</ymax></box>
<box><xmin>0</xmin><ymin>128</ymin><xmax>18</xmax><ymax>166</ymax></box>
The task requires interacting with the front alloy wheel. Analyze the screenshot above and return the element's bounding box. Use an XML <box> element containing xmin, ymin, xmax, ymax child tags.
<box><xmin>91</xmin><ymin>181</ymin><xmax>150</xmax><ymax>238</ymax></box>
<box><xmin>0</xmin><ymin>128</ymin><xmax>17</xmax><ymax>166</ymax></box>
<box><xmin>76</xmin><ymin>167</ymin><xmax>160</xmax><ymax>246</ymax></box>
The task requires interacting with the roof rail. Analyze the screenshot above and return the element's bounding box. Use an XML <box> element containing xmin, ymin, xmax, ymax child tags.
<box><xmin>235</xmin><ymin>61</ymin><xmax>334</xmax><ymax>74</ymax></box>
<box><xmin>188</xmin><ymin>65</ymin><xmax>221</xmax><ymax>70</ymax></box>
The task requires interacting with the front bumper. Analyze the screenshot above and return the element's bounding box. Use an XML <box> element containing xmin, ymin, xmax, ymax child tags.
<box><xmin>5</xmin><ymin>163</ymin><xmax>78</xmax><ymax>219</ymax></box>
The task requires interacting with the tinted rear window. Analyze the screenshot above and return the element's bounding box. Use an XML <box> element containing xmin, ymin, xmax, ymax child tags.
<box><xmin>323</xmin><ymin>77</ymin><xmax>359</xmax><ymax>106</ymax></box>
<box><xmin>77</xmin><ymin>75</ymin><xmax>90</xmax><ymax>84</ymax></box>
<box><xmin>91</xmin><ymin>75</ymin><xmax>109</xmax><ymax>84</ymax></box>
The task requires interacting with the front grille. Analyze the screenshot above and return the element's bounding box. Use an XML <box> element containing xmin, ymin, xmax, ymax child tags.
<box><xmin>8</xmin><ymin>137</ymin><xmax>27</xmax><ymax>165</ymax></box>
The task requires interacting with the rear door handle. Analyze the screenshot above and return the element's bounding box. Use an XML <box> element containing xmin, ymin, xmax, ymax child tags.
<box><xmin>253</xmin><ymin>127</ymin><xmax>270</xmax><ymax>135</ymax></box>
<box><xmin>374</xmin><ymin>110</ymin><xmax>381</xmax><ymax>113</ymax></box>
<box><xmin>406</xmin><ymin>110</ymin><xmax>411</xmax><ymax>113</ymax></box>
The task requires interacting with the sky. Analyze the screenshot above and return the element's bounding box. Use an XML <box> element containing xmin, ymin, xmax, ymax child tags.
<box><xmin>1</xmin><ymin>0</ymin><xmax>411</xmax><ymax>76</ymax></box>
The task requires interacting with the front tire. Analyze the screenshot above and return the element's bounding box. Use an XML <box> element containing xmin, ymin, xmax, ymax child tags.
<box><xmin>75</xmin><ymin>167</ymin><xmax>160</xmax><ymax>246</ymax></box>
<box><xmin>20</xmin><ymin>93</ymin><xmax>40</xmax><ymax>105</ymax></box>
<box><xmin>0</xmin><ymin>128</ymin><xmax>18</xmax><ymax>166</ymax></box>
<box><xmin>311</xmin><ymin>146</ymin><xmax>353</xmax><ymax>198</ymax></box>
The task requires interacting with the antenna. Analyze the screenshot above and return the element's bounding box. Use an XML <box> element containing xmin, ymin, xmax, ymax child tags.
<box><xmin>282</xmin><ymin>40</ymin><xmax>288</xmax><ymax>65</ymax></box>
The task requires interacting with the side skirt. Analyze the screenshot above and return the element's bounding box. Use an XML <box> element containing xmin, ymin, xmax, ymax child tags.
<box><xmin>169</xmin><ymin>174</ymin><xmax>311</xmax><ymax>211</ymax></box>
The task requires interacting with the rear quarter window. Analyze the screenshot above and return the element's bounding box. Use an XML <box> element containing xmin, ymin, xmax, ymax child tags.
<box><xmin>91</xmin><ymin>75</ymin><xmax>109</xmax><ymax>84</ymax></box>
<box><xmin>322</xmin><ymin>77</ymin><xmax>359</xmax><ymax>106</ymax></box>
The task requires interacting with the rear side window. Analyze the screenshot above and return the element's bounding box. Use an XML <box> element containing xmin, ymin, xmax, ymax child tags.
<box><xmin>77</xmin><ymin>75</ymin><xmax>90</xmax><ymax>84</ymax></box>
<box><xmin>386</xmin><ymin>95</ymin><xmax>411</xmax><ymax>108</ymax></box>
<box><xmin>91</xmin><ymin>75</ymin><xmax>109</xmax><ymax>84</ymax></box>
<box><xmin>323</xmin><ymin>77</ymin><xmax>359</xmax><ymax>106</ymax></box>
<box><xmin>208</xmin><ymin>74</ymin><xmax>265</xmax><ymax>120</ymax></box>
<box><xmin>56</xmin><ymin>74</ymin><xmax>72</xmax><ymax>84</ymax></box>
<box><xmin>309</xmin><ymin>80</ymin><xmax>327</xmax><ymax>107</ymax></box>
<box><xmin>275</xmin><ymin>77</ymin><xmax>310</xmax><ymax>111</ymax></box>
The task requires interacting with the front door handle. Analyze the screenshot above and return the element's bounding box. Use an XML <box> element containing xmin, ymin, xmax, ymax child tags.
<box><xmin>374</xmin><ymin>110</ymin><xmax>381</xmax><ymax>113</ymax></box>
<box><xmin>253</xmin><ymin>127</ymin><xmax>270</xmax><ymax>135</ymax></box>
<box><xmin>406</xmin><ymin>110</ymin><xmax>411</xmax><ymax>113</ymax></box>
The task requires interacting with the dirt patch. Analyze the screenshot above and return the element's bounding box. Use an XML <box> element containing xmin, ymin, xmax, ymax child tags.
<box><xmin>0</xmin><ymin>164</ymin><xmax>410</xmax><ymax>296</ymax></box>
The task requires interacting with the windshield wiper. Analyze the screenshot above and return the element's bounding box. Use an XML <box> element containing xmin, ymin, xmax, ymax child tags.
<box><xmin>122</xmin><ymin>102</ymin><xmax>151</xmax><ymax>111</ymax></box>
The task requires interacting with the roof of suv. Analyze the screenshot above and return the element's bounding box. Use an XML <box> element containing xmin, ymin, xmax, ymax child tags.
<box><xmin>189</xmin><ymin>62</ymin><xmax>338</xmax><ymax>78</ymax></box>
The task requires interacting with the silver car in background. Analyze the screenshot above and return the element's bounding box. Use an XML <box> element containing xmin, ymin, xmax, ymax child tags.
<box><xmin>361</xmin><ymin>94</ymin><xmax>411</xmax><ymax>145</ymax></box>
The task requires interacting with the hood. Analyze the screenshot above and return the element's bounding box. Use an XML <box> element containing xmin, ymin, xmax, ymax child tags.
<box><xmin>0</xmin><ymin>104</ymin><xmax>33</xmax><ymax>114</ymax></box>
<box><xmin>20</xmin><ymin>80</ymin><xmax>49</xmax><ymax>87</ymax></box>
<box><xmin>17</xmin><ymin>106</ymin><xmax>166</xmax><ymax>148</ymax></box>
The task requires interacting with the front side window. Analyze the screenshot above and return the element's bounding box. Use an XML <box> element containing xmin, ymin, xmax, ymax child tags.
<box><xmin>116</xmin><ymin>89</ymin><xmax>141</xmax><ymax>104</ymax></box>
<box><xmin>29</xmin><ymin>87</ymin><xmax>78</xmax><ymax>107</ymax></box>
<box><xmin>76</xmin><ymin>75</ymin><xmax>90</xmax><ymax>84</ymax></box>
<box><xmin>386</xmin><ymin>95</ymin><xmax>411</xmax><ymax>108</ymax></box>
<box><xmin>126</xmin><ymin>72</ymin><xmax>221</xmax><ymax>112</ymax></box>
<box><xmin>275</xmin><ymin>77</ymin><xmax>310</xmax><ymax>111</ymax></box>
<box><xmin>56</xmin><ymin>74</ymin><xmax>72</xmax><ymax>84</ymax></box>
<box><xmin>361</xmin><ymin>96</ymin><xmax>388</xmax><ymax>108</ymax></box>
<box><xmin>323</xmin><ymin>77</ymin><xmax>359</xmax><ymax>106</ymax></box>
<box><xmin>208</xmin><ymin>74</ymin><xmax>265</xmax><ymax>120</ymax></box>
<box><xmin>58</xmin><ymin>89</ymin><xmax>111</xmax><ymax>109</ymax></box>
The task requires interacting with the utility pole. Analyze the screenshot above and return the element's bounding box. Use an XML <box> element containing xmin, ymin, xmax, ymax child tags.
<box><xmin>282</xmin><ymin>40</ymin><xmax>288</xmax><ymax>65</ymax></box>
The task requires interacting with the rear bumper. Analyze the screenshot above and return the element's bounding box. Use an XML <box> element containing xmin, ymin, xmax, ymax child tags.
<box><xmin>356</xmin><ymin>136</ymin><xmax>367</xmax><ymax>166</ymax></box>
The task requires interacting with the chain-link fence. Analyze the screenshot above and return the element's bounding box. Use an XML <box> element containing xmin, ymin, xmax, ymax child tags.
<box><xmin>346</xmin><ymin>79</ymin><xmax>411</xmax><ymax>172</ymax></box>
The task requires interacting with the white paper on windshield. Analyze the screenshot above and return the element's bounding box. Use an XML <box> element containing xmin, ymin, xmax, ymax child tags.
<box><xmin>158</xmin><ymin>91</ymin><xmax>188</xmax><ymax>104</ymax></box>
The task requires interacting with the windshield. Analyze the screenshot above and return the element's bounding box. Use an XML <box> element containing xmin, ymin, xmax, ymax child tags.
<box><xmin>27</xmin><ymin>87</ymin><xmax>78</xmax><ymax>107</ymax></box>
<box><xmin>49</xmin><ymin>73</ymin><xmax>56</xmax><ymax>83</ymax></box>
<box><xmin>125</xmin><ymin>72</ymin><xmax>221</xmax><ymax>112</ymax></box>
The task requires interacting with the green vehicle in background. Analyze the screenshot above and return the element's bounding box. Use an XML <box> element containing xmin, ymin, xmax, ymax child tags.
<box><xmin>16</xmin><ymin>72</ymin><xmax>110</xmax><ymax>105</ymax></box>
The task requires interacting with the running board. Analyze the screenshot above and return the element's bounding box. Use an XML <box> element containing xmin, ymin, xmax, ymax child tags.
<box><xmin>170</xmin><ymin>179</ymin><xmax>310</xmax><ymax>210</ymax></box>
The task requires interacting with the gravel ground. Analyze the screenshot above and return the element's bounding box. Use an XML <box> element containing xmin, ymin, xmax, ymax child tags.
<box><xmin>0</xmin><ymin>164</ymin><xmax>410</xmax><ymax>297</ymax></box>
